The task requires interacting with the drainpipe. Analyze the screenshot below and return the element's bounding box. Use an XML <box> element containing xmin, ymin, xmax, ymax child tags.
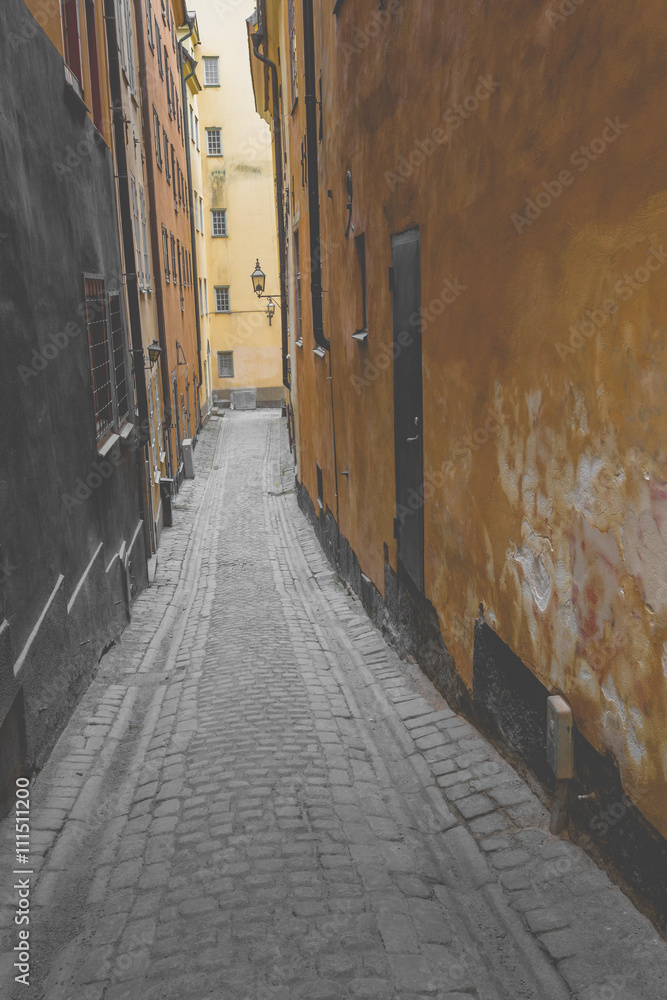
<box><xmin>102</xmin><ymin>0</ymin><xmax>149</xmax><ymax>437</ymax></box>
<box><xmin>131</xmin><ymin>0</ymin><xmax>173</xmax><ymax>471</ymax></box>
<box><xmin>251</xmin><ymin>31</ymin><xmax>290</xmax><ymax>388</ymax></box>
<box><xmin>301</xmin><ymin>0</ymin><xmax>328</xmax><ymax>353</ymax></box>
<box><xmin>178</xmin><ymin>17</ymin><xmax>203</xmax><ymax>403</ymax></box>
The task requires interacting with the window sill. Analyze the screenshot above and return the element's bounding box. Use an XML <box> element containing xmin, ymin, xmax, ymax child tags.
<box><xmin>98</xmin><ymin>432</ymin><xmax>120</xmax><ymax>457</ymax></box>
<box><xmin>352</xmin><ymin>329</ymin><xmax>368</xmax><ymax>343</ymax></box>
<box><xmin>119</xmin><ymin>421</ymin><xmax>134</xmax><ymax>441</ymax></box>
<box><xmin>295</xmin><ymin>338</ymin><xmax>303</xmax><ymax>348</ymax></box>
<box><xmin>313</xmin><ymin>346</ymin><xmax>326</xmax><ymax>358</ymax></box>
<box><xmin>63</xmin><ymin>65</ymin><xmax>88</xmax><ymax>115</ymax></box>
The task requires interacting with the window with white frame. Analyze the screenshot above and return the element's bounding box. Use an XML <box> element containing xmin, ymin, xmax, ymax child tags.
<box><xmin>194</xmin><ymin>190</ymin><xmax>199</xmax><ymax>231</ymax></box>
<box><xmin>202</xmin><ymin>56</ymin><xmax>220</xmax><ymax>86</ymax></box>
<box><xmin>199</xmin><ymin>197</ymin><xmax>204</xmax><ymax>234</ymax></box>
<box><xmin>211</xmin><ymin>209</ymin><xmax>228</xmax><ymax>237</ymax></box>
<box><xmin>217</xmin><ymin>351</ymin><xmax>234</xmax><ymax>378</ymax></box>
<box><xmin>146</xmin><ymin>0</ymin><xmax>153</xmax><ymax>49</ymax></box>
<box><xmin>195</xmin><ymin>116</ymin><xmax>200</xmax><ymax>150</ymax></box>
<box><xmin>204</xmin><ymin>278</ymin><xmax>208</xmax><ymax>314</ymax></box>
<box><xmin>129</xmin><ymin>173</ymin><xmax>143</xmax><ymax>286</ymax></box>
<box><xmin>214</xmin><ymin>286</ymin><xmax>230</xmax><ymax>313</ymax></box>
<box><xmin>206</xmin><ymin>128</ymin><xmax>222</xmax><ymax>156</ymax></box>
<box><xmin>140</xmin><ymin>186</ymin><xmax>150</xmax><ymax>289</ymax></box>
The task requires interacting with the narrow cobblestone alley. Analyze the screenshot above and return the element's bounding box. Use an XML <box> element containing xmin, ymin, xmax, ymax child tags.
<box><xmin>1</xmin><ymin>413</ymin><xmax>665</xmax><ymax>1000</ymax></box>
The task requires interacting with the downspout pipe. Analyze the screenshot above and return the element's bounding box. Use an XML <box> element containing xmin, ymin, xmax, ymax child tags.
<box><xmin>131</xmin><ymin>0</ymin><xmax>173</xmax><ymax>456</ymax></box>
<box><xmin>301</xmin><ymin>0</ymin><xmax>328</xmax><ymax>352</ymax></box>
<box><xmin>178</xmin><ymin>16</ymin><xmax>203</xmax><ymax>395</ymax></box>
<box><xmin>251</xmin><ymin>31</ymin><xmax>290</xmax><ymax>387</ymax></box>
<box><xmin>103</xmin><ymin>0</ymin><xmax>149</xmax><ymax>440</ymax></box>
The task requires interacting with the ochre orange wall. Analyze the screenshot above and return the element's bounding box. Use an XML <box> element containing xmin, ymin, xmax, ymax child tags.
<box><xmin>277</xmin><ymin>0</ymin><xmax>667</xmax><ymax>836</ymax></box>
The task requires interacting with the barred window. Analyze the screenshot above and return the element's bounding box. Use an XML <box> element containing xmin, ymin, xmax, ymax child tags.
<box><xmin>84</xmin><ymin>277</ymin><xmax>113</xmax><ymax>440</ymax></box>
<box><xmin>202</xmin><ymin>56</ymin><xmax>220</xmax><ymax>86</ymax></box>
<box><xmin>206</xmin><ymin>128</ymin><xmax>222</xmax><ymax>156</ymax></box>
<box><xmin>214</xmin><ymin>286</ymin><xmax>230</xmax><ymax>313</ymax></box>
<box><xmin>211</xmin><ymin>209</ymin><xmax>227</xmax><ymax>237</ymax></box>
<box><xmin>218</xmin><ymin>351</ymin><xmax>233</xmax><ymax>378</ymax></box>
<box><xmin>109</xmin><ymin>294</ymin><xmax>129</xmax><ymax>422</ymax></box>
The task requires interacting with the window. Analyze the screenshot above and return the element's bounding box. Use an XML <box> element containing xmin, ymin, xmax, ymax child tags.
<box><xmin>154</xmin><ymin>109</ymin><xmax>162</xmax><ymax>167</ymax></box>
<box><xmin>199</xmin><ymin>197</ymin><xmax>204</xmax><ymax>234</ymax></box>
<box><xmin>287</xmin><ymin>0</ymin><xmax>298</xmax><ymax>108</ymax></box>
<box><xmin>161</xmin><ymin>0</ymin><xmax>166</xmax><ymax>23</ymax></box>
<box><xmin>355</xmin><ymin>233</ymin><xmax>367</xmax><ymax>334</ymax></box>
<box><xmin>202</xmin><ymin>56</ymin><xmax>220</xmax><ymax>86</ymax></box>
<box><xmin>211</xmin><ymin>209</ymin><xmax>228</xmax><ymax>237</ymax></box>
<box><xmin>177</xmin><ymin>241</ymin><xmax>182</xmax><ymax>287</ymax></box>
<box><xmin>156</xmin><ymin>21</ymin><xmax>163</xmax><ymax>75</ymax></box>
<box><xmin>204</xmin><ymin>278</ymin><xmax>208</xmax><ymax>314</ymax></box>
<box><xmin>215</xmin><ymin>286</ymin><xmax>230</xmax><ymax>313</ymax></box>
<box><xmin>194</xmin><ymin>190</ymin><xmax>198</xmax><ymax>231</ymax></box>
<box><xmin>62</xmin><ymin>0</ymin><xmax>83</xmax><ymax>86</ymax></box>
<box><xmin>146</xmin><ymin>0</ymin><xmax>153</xmax><ymax>50</ymax></box>
<box><xmin>164</xmin><ymin>130</ymin><xmax>170</xmax><ymax>181</ymax></box>
<box><xmin>294</xmin><ymin>229</ymin><xmax>303</xmax><ymax>344</ymax></box>
<box><xmin>206</xmin><ymin>128</ymin><xmax>222</xmax><ymax>156</ymax></box>
<box><xmin>176</xmin><ymin>94</ymin><xmax>180</xmax><ymax>134</ymax></box>
<box><xmin>109</xmin><ymin>294</ymin><xmax>129</xmax><ymax>422</ymax></box>
<box><xmin>162</xmin><ymin>225</ymin><xmax>170</xmax><ymax>281</ymax></box>
<box><xmin>140</xmin><ymin>187</ymin><xmax>150</xmax><ymax>289</ymax></box>
<box><xmin>84</xmin><ymin>277</ymin><xmax>113</xmax><ymax>440</ymax></box>
<box><xmin>171</xmin><ymin>146</ymin><xmax>176</xmax><ymax>202</ymax></box>
<box><xmin>190</xmin><ymin>106</ymin><xmax>194</xmax><ymax>141</ymax></box>
<box><xmin>130</xmin><ymin>173</ymin><xmax>142</xmax><ymax>286</ymax></box>
<box><xmin>165</xmin><ymin>54</ymin><xmax>171</xmax><ymax>114</ymax></box>
<box><xmin>218</xmin><ymin>351</ymin><xmax>234</xmax><ymax>378</ymax></box>
<box><xmin>194</xmin><ymin>116</ymin><xmax>200</xmax><ymax>150</ymax></box>
<box><xmin>199</xmin><ymin>278</ymin><xmax>203</xmax><ymax>316</ymax></box>
<box><xmin>85</xmin><ymin>1</ymin><xmax>104</xmax><ymax>133</ymax></box>
<box><xmin>123</xmin><ymin>0</ymin><xmax>135</xmax><ymax>93</ymax></box>
<box><xmin>171</xmin><ymin>234</ymin><xmax>176</xmax><ymax>280</ymax></box>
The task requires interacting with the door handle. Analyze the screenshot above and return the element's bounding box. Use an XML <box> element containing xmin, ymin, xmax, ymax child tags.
<box><xmin>407</xmin><ymin>435</ymin><xmax>419</xmax><ymax>442</ymax></box>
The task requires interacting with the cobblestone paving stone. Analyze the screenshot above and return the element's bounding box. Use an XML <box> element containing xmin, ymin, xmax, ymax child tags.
<box><xmin>1</xmin><ymin>412</ymin><xmax>665</xmax><ymax>1000</ymax></box>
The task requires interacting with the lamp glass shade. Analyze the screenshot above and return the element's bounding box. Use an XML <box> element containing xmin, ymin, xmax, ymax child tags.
<box><xmin>148</xmin><ymin>340</ymin><xmax>162</xmax><ymax>365</ymax></box>
<box><xmin>267</xmin><ymin>298</ymin><xmax>276</xmax><ymax>318</ymax></box>
<box><xmin>251</xmin><ymin>259</ymin><xmax>266</xmax><ymax>295</ymax></box>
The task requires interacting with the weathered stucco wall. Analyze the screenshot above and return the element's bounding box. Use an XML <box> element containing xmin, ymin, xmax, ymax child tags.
<box><xmin>273</xmin><ymin>0</ymin><xmax>667</xmax><ymax>838</ymax></box>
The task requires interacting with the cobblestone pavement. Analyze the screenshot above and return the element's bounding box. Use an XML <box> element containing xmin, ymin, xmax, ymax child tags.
<box><xmin>1</xmin><ymin>412</ymin><xmax>665</xmax><ymax>1000</ymax></box>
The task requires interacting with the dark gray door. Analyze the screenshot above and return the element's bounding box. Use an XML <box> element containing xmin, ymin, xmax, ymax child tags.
<box><xmin>392</xmin><ymin>227</ymin><xmax>424</xmax><ymax>593</ymax></box>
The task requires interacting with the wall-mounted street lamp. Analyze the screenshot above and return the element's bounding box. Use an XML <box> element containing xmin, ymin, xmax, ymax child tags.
<box><xmin>251</xmin><ymin>259</ymin><xmax>266</xmax><ymax>296</ymax></box>
<box><xmin>251</xmin><ymin>260</ymin><xmax>283</xmax><ymax>325</ymax></box>
<box><xmin>146</xmin><ymin>339</ymin><xmax>162</xmax><ymax>368</ymax></box>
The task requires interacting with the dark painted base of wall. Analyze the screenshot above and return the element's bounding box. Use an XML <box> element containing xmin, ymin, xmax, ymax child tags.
<box><xmin>0</xmin><ymin>526</ymin><xmax>148</xmax><ymax>821</ymax></box>
<box><xmin>296</xmin><ymin>479</ymin><xmax>667</xmax><ymax>933</ymax></box>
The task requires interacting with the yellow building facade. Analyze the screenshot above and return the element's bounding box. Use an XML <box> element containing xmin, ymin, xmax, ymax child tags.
<box><xmin>195</xmin><ymin>0</ymin><xmax>283</xmax><ymax>409</ymax></box>
<box><xmin>250</xmin><ymin>0</ymin><xmax>667</xmax><ymax>912</ymax></box>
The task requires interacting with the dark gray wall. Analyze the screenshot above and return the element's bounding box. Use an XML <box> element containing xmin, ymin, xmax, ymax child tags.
<box><xmin>0</xmin><ymin>0</ymin><xmax>147</xmax><ymax>813</ymax></box>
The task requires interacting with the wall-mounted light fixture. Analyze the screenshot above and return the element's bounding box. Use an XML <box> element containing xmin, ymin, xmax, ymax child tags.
<box><xmin>146</xmin><ymin>339</ymin><xmax>162</xmax><ymax>368</ymax></box>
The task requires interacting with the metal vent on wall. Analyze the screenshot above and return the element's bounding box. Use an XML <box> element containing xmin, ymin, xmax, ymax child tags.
<box><xmin>230</xmin><ymin>389</ymin><xmax>257</xmax><ymax>410</ymax></box>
